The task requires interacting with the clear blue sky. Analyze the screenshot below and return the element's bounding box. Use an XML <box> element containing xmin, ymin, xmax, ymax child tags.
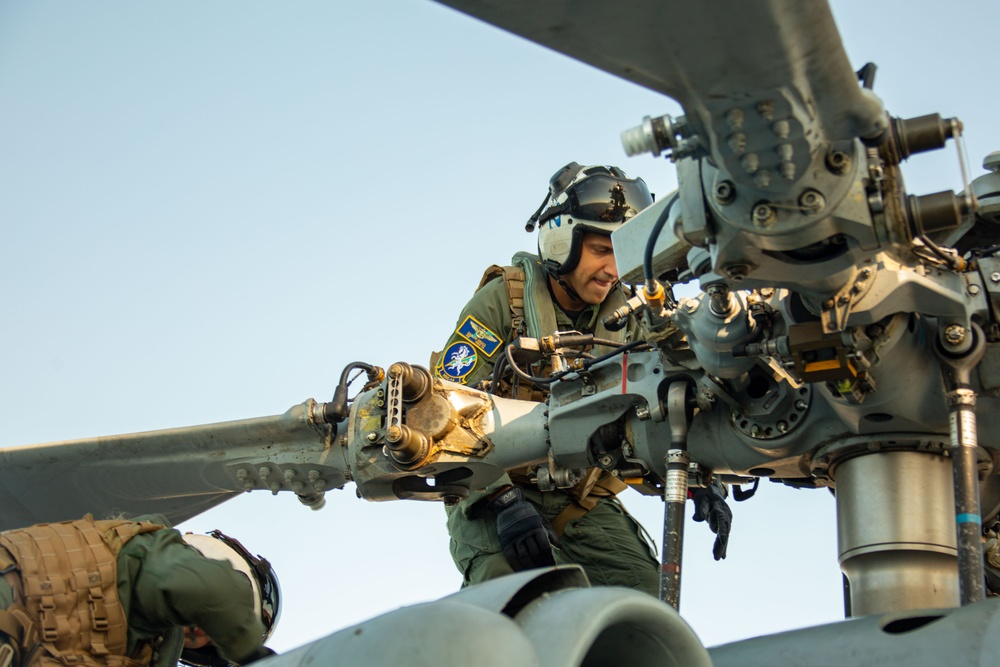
<box><xmin>2</xmin><ymin>0</ymin><xmax>999</xmax><ymax>652</ymax></box>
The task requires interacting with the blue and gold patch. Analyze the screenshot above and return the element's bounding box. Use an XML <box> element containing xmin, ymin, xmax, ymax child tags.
<box><xmin>440</xmin><ymin>341</ymin><xmax>478</xmax><ymax>380</ymax></box>
<box><xmin>457</xmin><ymin>316</ymin><xmax>502</xmax><ymax>357</ymax></box>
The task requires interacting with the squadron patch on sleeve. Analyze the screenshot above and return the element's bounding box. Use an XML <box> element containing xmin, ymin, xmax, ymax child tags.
<box><xmin>456</xmin><ymin>316</ymin><xmax>502</xmax><ymax>357</ymax></box>
<box><xmin>440</xmin><ymin>341</ymin><xmax>478</xmax><ymax>381</ymax></box>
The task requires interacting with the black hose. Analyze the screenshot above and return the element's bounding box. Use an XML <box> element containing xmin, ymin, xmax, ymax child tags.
<box><xmin>643</xmin><ymin>194</ymin><xmax>679</xmax><ymax>283</ymax></box>
<box><xmin>325</xmin><ymin>361</ymin><xmax>379</xmax><ymax>423</ymax></box>
<box><xmin>581</xmin><ymin>340</ymin><xmax>651</xmax><ymax>370</ymax></box>
<box><xmin>504</xmin><ymin>344</ymin><xmax>570</xmax><ymax>385</ymax></box>
<box><xmin>488</xmin><ymin>352</ymin><xmax>507</xmax><ymax>395</ymax></box>
<box><xmin>592</xmin><ymin>336</ymin><xmax>635</xmax><ymax>348</ymax></box>
<box><xmin>503</xmin><ymin>339</ymin><xmax>652</xmax><ymax>386</ymax></box>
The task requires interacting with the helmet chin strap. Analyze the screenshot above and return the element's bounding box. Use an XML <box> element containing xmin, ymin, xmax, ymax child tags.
<box><xmin>554</xmin><ymin>276</ymin><xmax>585</xmax><ymax>307</ymax></box>
<box><xmin>542</xmin><ymin>260</ymin><xmax>586</xmax><ymax>308</ymax></box>
<box><xmin>545</xmin><ymin>265</ymin><xmax>587</xmax><ymax>310</ymax></box>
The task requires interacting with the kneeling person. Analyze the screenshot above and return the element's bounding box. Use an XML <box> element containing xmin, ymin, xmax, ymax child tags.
<box><xmin>0</xmin><ymin>515</ymin><xmax>279</xmax><ymax>667</ymax></box>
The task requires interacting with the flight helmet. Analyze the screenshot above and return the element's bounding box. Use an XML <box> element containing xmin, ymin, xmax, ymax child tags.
<box><xmin>528</xmin><ymin>162</ymin><xmax>653</xmax><ymax>277</ymax></box>
<box><xmin>180</xmin><ymin>530</ymin><xmax>281</xmax><ymax>666</ymax></box>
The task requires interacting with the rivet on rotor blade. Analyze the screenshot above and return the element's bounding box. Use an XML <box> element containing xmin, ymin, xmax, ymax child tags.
<box><xmin>726</xmin><ymin>108</ymin><xmax>744</xmax><ymax>130</ymax></box>
<box><xmin>728</xmin><ymin>132</ymin><xmax>747</xmax><ymax>155</ymax></box>
<box><xmin>757</xmin><ymin>100</ymin><xmax>774</xmax><ymax>121</ymax></box>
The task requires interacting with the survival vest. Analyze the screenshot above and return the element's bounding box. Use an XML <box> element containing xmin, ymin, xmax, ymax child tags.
<box><xmin>0</xmin><ymin>516</ymin><xmax>164</xmax><ymax>667</ymax></box>
<box><xmin>477</xmin><ymin>252</ymin><xmax>631</xmax><ymax>520</ymax></box>
<box><xmin>476</xmin><ymin>251</ymin><xmax>632</xmax><ymax>401</ymax></box>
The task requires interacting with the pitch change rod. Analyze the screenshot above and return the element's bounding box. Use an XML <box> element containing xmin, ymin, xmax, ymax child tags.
<box><xmin>937</xmin><ymin>323</ymin><xmax>987</xmax><ymax>605</ymax></box>
<box><xmin>660</xmin><ymin>381</ymin><xmax>691</xmax><ymax>609</ymax></box>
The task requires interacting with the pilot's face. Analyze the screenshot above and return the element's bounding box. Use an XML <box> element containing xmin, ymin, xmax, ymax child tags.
<box><xmin>562</xmin><ymin>232</ymin><xmax>618</xmax><ymax>306</ymax></box>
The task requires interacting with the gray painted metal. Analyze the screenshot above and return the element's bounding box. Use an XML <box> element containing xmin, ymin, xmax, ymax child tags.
<box><xmin>3</xmin><ymin>0</ymin><xmax>1000</xmax><ymax>664</ymax></box>
<box><xmin>709</xmin><ymin>598</ymin><xmax>1000</xmax><ymax>667</ymax></box>
<box><xmin>434</xmin><ymin>0</ymin><xmax>885</xmax><ymax>149</ymax></box>
<box><xmin>258</xmin><ymin>567</ymin><xmax>713</xmax><ymax>667</ymax></box>
<box><xmin>836</xmin><ymin>451</ymin><xmax>959</xmax><ymax>615</ymax></box>
<box><xmin>0</xmin><ymin>401</ymin><xmax>342</xmax><ymax>529</ymax></box>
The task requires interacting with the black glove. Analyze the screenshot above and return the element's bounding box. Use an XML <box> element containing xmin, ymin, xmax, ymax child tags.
<box><xmin>488</xmin><ymin>486</ymin><xmax>558</xmax><ymax>571</ymax></box>
<box><xmin>691</xmin><ymin>483</ymin><xmax>732</xmax><ymax>560</ymax></box>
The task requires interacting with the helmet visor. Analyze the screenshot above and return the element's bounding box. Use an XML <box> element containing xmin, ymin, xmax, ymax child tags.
<box><xmin>565</xmin><ymin>175</ymin><xmax>653</xmax><ymax>222</ymax></box>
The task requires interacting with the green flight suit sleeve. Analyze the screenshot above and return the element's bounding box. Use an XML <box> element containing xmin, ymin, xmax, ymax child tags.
<box><xmin>432</xmin><ymin>277</ymin><xmax>516</xmax><ymax>511</ymax></box>
<box><xmin>119</xmin><ymin>529</ymin><xmax>266</xmax><ymax>665</ymax></box>
<box><xmin>432</xmin><ymin>278</ymin><xmax>512</xmax><ymax>389</ymax></box>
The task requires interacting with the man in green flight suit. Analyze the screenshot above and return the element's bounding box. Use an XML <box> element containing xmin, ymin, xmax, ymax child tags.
<box><xmin>0</xmin><ymin>515</ymin><xmax>279</xmax><ymax>667</ymax></box>
<box><xmin>434</xmin><ymin>162</ymin><xmax>708</xmax><ymax>597</ymax></box>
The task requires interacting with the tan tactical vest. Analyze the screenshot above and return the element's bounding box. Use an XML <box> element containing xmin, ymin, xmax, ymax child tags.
<box><xmin>0</xmin><ymin>516</ymin><xmax>163</xmax><ymax>667</ymax></box>
<box><xmin>478</xmin><ymin>253</ymin><xmax>630</xmax><ymax>515</ymax></box>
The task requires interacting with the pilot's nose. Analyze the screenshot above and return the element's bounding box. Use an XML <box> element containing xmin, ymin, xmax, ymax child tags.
<box><xmin>604</xmin><ymin>255</ymin><xmax>619</xmax><ymax>281</ymax></box>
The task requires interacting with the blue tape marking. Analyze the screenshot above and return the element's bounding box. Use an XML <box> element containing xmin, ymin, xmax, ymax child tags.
<box><xmin>956</xmin><ymin>513</ymin><xmax>981</xmax><ymax>524</ymax></box>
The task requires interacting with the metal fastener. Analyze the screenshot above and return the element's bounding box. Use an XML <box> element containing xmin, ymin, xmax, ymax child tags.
<box><xmin>826</xmin><ymin>150</ymin><xmax>851</xmax><ymax>175</ymax></box>
<box><xmin>799</xmin><ymin>190</ymin><xmax>825</xmax><ymax>214</ymax></box>
<box><xmin>752</xmin><ymin>204</ymin><xmax>776</xmax><ymax>226</ymax></box>
<box><xmin>943</xmin><ymin>324</ymin><xmax>967</xmax><ymax>346</ymax></box>
<box><xmin>726</xmin><ymin>108</ymin><xmax>744</xmax><ymax>130</ymax></box>
<box><xmin>714</xmin><ymin>180</ymin><xmax>736</xmax><ymax>205</ymax></box>
<box><xmin>727</xmin><ymin>133</ymin><xmax>746</xmax><ymax>155</ymax></box>
<box><xmin>724</xmin><ymin>264</ymin><xmax>750</xmax><ymax>281</ymax></box>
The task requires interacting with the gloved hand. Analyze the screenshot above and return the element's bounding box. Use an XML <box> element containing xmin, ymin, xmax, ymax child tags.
<box><xmin>488</xmin><ymin>486</ymin><xmax>559</xmax><ymax>571</ymax></box>
<box><xmin>691</xmin><ymin>482</ymin><xmax>732</xmax><ymax>560</ymax></box>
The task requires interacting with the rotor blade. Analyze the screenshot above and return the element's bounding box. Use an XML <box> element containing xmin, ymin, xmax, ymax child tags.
<box><xmin>0</xmin><ymin>401</ymin><xmax>347</xmax><ymax>531</ymax></box>
<box><xmin>434</xmin><ymin>0</ymin><xmax>885</xmax><ymax>143</ymax></box>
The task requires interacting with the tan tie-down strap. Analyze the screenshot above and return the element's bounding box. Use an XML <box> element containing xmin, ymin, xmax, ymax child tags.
<box><xmin>0</xmin><ymin>603</ymin><xmax>36</xmax><ymax>667</ymax></box>
<box><xmin>549</xmin><ymin>471</ymin><xmax>630</xmax><ymax>538</ymax></box>
<box><xmin>0</xmin><ymin>517</ymin><xmax>162</xmax><ymax>667</ymax></box>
